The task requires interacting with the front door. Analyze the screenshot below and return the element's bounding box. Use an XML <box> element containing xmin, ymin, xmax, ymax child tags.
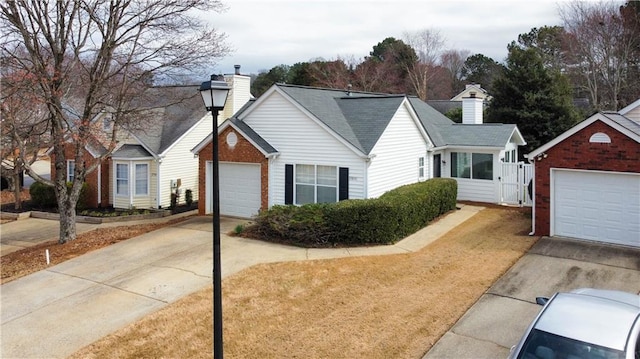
<box><xmin>433</xmin><ymin>154</ymin><xmax>441</xmax><ymax>178</ymax></box>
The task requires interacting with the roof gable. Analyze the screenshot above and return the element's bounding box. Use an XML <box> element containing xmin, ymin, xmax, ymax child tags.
<box><xmin>191</xmin><ymin>118</ymin><xmax>279</xmax><ymax>157</ymax></box>
<box><xmin>450</xmin><ymin>84</ymin><xmax>491</xmax><ymax>102</ymax></box>
<box><xmin>336</xmin><ymin>96</ymin><xmax>405</xmax><ymax>153</ymax></box>
<box><xmin>126</xmin><ymin>86</ymin><xmax>207</xmax><ymax>156</ymax></box>
<box><xmin>527</xmin><ymin>112</ymin><xmax>640</xmax><ymax>158</ymax></box>
<box><xmin>244</xmin><ymin>84</ymin><xmax>402</xmax><ymax>155</ymax></box>
<box><xmin>111</xmin><ymin>144</ymin><xmax>153</xmax><ymax>159</ymax></box>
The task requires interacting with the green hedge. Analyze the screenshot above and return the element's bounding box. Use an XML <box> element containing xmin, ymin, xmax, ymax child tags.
<box><xmin>29</xmin><ymin>181</ymin><xmax>90</xmax><ymax>210</ymax></box>
<box><xmin>252</xmin><ymin>178</ymin><xmax>457</xmax><ymax>247</ymax></box>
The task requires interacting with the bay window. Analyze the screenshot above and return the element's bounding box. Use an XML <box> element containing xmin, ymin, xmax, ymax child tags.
<box><xmin>135</xmin><ymin>163</ymin><xmax>148</xmax><ymax>195</ymax></box>
<box><xmin>116</xmin><ymin>163</ymin><xmax>129</xmax><ymax>196</ymax></box>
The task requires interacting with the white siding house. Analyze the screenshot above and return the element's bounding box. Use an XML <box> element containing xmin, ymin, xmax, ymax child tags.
<box><xmin>367</xmin><ymin>100</ymin><xmax>431</xmax><ymax>198</ymax></box>
<box><xmin>155</xmin><ymin>115</ymin><xmax>213</xmax><ymax>208</ymax></box>
<box><xmin>193</xmin><ymin>83</ymin><xmax>527</xmax><ymax>218</ymax></box>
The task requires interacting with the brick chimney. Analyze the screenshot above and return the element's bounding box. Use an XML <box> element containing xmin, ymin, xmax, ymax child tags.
<box><xmin>462</xmin><ymin>91</ymin><xmax>483</xmax><ymax>124</ymax></box>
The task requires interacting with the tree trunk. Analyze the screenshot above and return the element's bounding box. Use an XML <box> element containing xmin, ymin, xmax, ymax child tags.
<box><xmin>58</xmin><ymin>199</ymin><xmax>77</xmax><ymax>244</ymax></box>
<box><xmin>12</xmin><ymin>172</ymin><xmax>22</xmax><ymax>210</ymax></box>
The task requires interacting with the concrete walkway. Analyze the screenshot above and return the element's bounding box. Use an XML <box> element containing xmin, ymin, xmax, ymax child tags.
<box><xmin>0</xmin><ymin>205</ymin><xmax>482</xmax><ymax>359</ymax></box>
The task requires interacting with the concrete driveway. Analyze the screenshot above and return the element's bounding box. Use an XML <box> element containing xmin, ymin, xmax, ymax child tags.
<box><xmin>423</xmin><ymin>237</ymin><xmax>640</xmax><ymax>359</ymax></box>
<box><xmin>1</xmin><ymin>205</ymin><xmax>483</xmax><ymax>359</ymax></box>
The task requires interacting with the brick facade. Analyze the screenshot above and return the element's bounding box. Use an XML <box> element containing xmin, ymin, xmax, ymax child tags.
<box><xmin>534</xmin><ymin>120</ymin><xmax>640</xmax><ymax>235</ymax></box>
<box><xmin>50</xmin><ymin>144</ymin><xmax>111</xmax><ymax>208</ymax></box>
<box><xmin>197</xmin><ymin>126</ymin><xmax>269</xmax><ymax>215</ymax></box>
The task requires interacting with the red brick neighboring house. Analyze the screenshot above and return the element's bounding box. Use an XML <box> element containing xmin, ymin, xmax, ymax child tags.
<box><xmin>49</xmin><ymin>136</ymin><xmax>111</xmax><ymax>208</ymax></box>
<box><xmin>527</xmin><ymin>105</ymin><xmax>640</xmax><ymax>248</ymax></box>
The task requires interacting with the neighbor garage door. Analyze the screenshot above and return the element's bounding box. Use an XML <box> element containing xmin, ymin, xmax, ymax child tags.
<box><xmin>207</xmin><ymin>162</ymin><xmax>261</xmax><ymax>218</ymax></box>
<box><xmin>552</xmin><ymin>170</ymin><xmax>640</xmax><ymax>247</ymax></box>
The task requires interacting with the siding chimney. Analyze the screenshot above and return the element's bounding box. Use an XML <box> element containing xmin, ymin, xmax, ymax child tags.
<box><xmin>462</xmin><ymin>92</ymin><xmax>483</xmax><ymax>124</ymax></box>
<box><xmin>222</xmin><ymin>65</ymin><xmax>252</xmax><ymax>124</ymax></box>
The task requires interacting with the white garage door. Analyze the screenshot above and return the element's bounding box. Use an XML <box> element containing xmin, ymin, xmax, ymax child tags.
<box><xmin>553</xmin><ymin>170</ymin><xmax>640</xmax><ymax>247</ymax></box>
<box><xmin>207</xmin><ymin>162</ymin><xmax>261</xmax><ymax>218</ymax></box>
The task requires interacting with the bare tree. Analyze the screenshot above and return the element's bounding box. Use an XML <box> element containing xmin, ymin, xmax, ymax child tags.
<box><xmin>307</xmin><ymin>57</ymin><xmax>352</xmax><ymax>90</ymax></box>
<box><xmin>1</xmin><ymin>0</ymin><xmax>230</xmax><ymax>243</ymax></box>
<box><xmin>560</xmin><ymin>0</ymin><xmax>639</xmax><ymax>110</ymax></box>
<box><xmin>440</xmin><ymin>49</ymin><xmax>470</xmax><ymax>97</ymax></box>
<box><xmin>402</xmin><ymin>29</ymin><xmax>445</xmax><ymax>100</ymax></box>
<box><xmin>1</xmin><ymin>65</ymin><xmax>50</xmax><ymax>209</ymax></box>
<box><xmin>351</xmin><ymin>57</ymin><xmax>392</xmax><ymax>92</ymax></box>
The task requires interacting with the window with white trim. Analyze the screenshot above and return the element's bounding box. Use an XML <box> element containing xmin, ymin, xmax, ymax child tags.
<box><xmin>418</xmin><ymin>157</ymin><xmax>425</xmax><ymax>179</ymax></box>
<box><xmin>451</xmin><ymin>152</ymin><xmax>493</xmax><ymax>180</ymax></box>
<box><xmin>135</xmin><ymin>163</ymin><xmax>148</xmax><ymax>195</ymax></box>
<box><xmin>295</xmin><ymin>164</ymin><xmax>337</xmax><ymax>204</ymax></box>
<box><xmin>66</xmin><ymin>160</ymin><xmax>75</xmax><ymax>182</ymax></box>
<box><xmin>116</xmin><ymin>163</ymin><xmax>129</xmax><ymax>196</ymax></box>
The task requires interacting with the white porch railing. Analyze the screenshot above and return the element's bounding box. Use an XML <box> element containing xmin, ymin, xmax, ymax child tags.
<box><xmin>499</xmin><ymin>162</ymin><xmax>533</xmax><ymax>206</ymax></box>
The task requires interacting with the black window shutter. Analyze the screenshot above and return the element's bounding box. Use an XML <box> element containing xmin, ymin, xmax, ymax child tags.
<box><xmin>285</xmin><ymin>164</ymin><xmax>293</xmax><ymax>204</ymax></box>
<box><xmin>339</xmin><ymin>167</ymin><xmax>349</xmax><ymax>201</ymax></box>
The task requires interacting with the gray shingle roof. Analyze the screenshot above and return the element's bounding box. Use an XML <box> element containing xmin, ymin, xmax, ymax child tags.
<box><xmin>435</xmin><ymin>123</ymin><xmax>520</xmax><ymax>148</ymax></box>
<box><xmin>233</xmin><ymin>84</ymin><xmax>522</xmax><ymax>155</ymax></box>
<box><xmin>126</xmin><ymin>86</ymin><xmax>207</xmax><ymax>156</ymax></box>
<box><xmin>602</xmin><ymin>112</ymin><xmax>640</xmax><ymax>137</ymax></box>
<box><xmin>229</xmin><ymin>117</ymin><xmax>278</xmax><ymax>155</ymax></box>
<box><xmin>425</xmin><ymin>100</ymin><xmax>461</xmax><ymax>115</ymax></box>
<box><xmin>277</xmin><ymin>84</ymin><xmax>393</xmax><ymax>153</ymax></box>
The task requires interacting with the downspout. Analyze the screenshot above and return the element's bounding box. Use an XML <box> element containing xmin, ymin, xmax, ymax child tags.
<box><xmin>364</xmin><ymin>154</ymin><xmax>376</xmax><ymax>198</ymax></box>
<box><xmin>156</xmin><ymin>157</ymin><xmax>162</xmax><ymax>209</ymax></box>
<box><xmin>266</xmin><ymin>153</ymin><xmax>280</xmax><ymax>208</ymax></box>
<box><xmin>97</xmin><ymin>164</ymin><xmax>101</xmax><ymax>207</ymax></box>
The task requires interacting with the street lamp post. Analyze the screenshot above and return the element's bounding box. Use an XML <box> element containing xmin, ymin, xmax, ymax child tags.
<box><xmin>199</xmin><ymin>74</ymin><xmax>229</xmax><ymax>359</ymax></box>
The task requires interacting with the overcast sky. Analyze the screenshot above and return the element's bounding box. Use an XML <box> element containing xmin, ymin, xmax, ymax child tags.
<box><xmin>208</xmin><ymin>0</ymin><xmax>566</xmax><ymax>75</ymax></box>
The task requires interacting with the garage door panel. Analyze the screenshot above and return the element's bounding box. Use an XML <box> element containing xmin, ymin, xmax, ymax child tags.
<box><xmin>218</xmin><ymin>163</ymin><xmax>261</xmax><ymax>218</ymax></box>
<box><xmin>553</xmin><ymin>170</ymin><xmax>639</xmax><ymax>247</ymax></box>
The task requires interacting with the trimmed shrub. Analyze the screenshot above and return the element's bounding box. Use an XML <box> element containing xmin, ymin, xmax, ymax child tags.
<box><xmin>29</xmin><ymin>181</ymin><xmax>91</xmax><ymax>210</ymax></box>
<box><xmin>253</xmin><ymin>203</ymin><xmax>331</xmax><ymax>246</ymax></box>
<box><xmin>185</xmin><ymin>189</ymin><xmax>193</xmax><ymax>206</ymax></box>
<box><xmin>324</xmin><ymin>199</ymin><xmax>398</xmax><ymax>245</ymax></box>
<box><xmin>29</xmin><ymin>182</ymin><xmax>57</xmax><ymax>208</ymax></box>
<box><xmin>252</xmin><ymin>178</ymin><xmax>458</xmax><ymax>247</ymax></box>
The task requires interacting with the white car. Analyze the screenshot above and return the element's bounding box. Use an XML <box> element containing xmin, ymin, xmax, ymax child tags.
<box><xmin>508</xmin><ymin>288</ymin><xmax>640</xmax><ymax>359</ymax></box>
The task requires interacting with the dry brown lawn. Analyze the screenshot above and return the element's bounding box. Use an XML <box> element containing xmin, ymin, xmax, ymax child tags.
<box><xmin>70</xmin><ymin>207</ymin><xmax>537</xmax><ymax>359</ymax></box>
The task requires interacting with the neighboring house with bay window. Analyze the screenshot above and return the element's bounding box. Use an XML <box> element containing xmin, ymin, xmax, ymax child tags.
<box><xmin>192</xmin><ymin>83</ymin><xmax>526</xmax><ymax>218</ymax></box>
<box><xmin>50</xmin><ymin>68</ymin><xmax>252</xmax><ymax>209</ymax></box>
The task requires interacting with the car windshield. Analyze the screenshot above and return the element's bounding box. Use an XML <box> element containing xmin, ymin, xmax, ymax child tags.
<box><xmin>517</xmin><ymin>329</ymin><xmax>625</xmax><ymax>359</ymax></box>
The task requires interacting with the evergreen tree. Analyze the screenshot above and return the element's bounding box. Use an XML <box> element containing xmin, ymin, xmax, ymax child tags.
<box><xmin>487</xmin><ymin>42</ymin><xmax>580</xmax><ymax>156</ymax></box>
